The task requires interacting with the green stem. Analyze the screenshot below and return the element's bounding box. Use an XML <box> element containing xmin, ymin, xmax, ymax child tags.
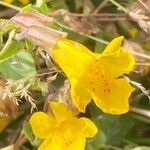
<box><xmin>130</xmin><ymin>107</ymin><xmax>150</xmax><ymax>118</ymax></box>
<box><xmin>109</xmin><ymin>0</ymin><xmax>127</xmax><ymax>13</ymax></box>
<box><xmin>54</xmin><ymin>20</ymin><xmax>109</xmax><ymax>45</ymax></box>
<box><xmin>130</xmin><ymin>51</ymin><xmax>150</xmax><ymax>60</ymax></box>
<box><xmin>84</xmin><ymin>34</ymin><xmax>109</xmax><ymax>45</ymax></box>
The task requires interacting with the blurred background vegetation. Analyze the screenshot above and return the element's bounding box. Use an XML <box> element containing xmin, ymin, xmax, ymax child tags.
<box><xmin>0</xmin><ymin>0</ymin><xmax>150</xmax><ymax>150</ymax></box>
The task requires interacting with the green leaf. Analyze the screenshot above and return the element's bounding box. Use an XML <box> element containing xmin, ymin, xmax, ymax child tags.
<box><xmin>86</xmin><ymin>130</ymin><xmax>106</xmax><ymax>150</ymax></box>
<box><xmin>35</xmin><ymin>0</ymin><xmax>48</xmax><ymax>14</ymax></box>
<box><xmin>94</xmin><ymin>114</ymin><xmax>135</xmax><ymax>146</ymax></box>
<box><xmin>21</xmin><ymin>0</ymin><xmax>49</xmax><ymax>14</ymax></box>
<box><xmin>23</xmin><ymin>121</ymin><xmax>42</xmax><ymax>147</ymax></box>
<box><xmin>21</xmin><ymin>4</ymin><xmax>32</xmax><ymax>13</ymax></box>
<box><xmin>0</xmin><ymin>50</ymin><xmax>36</xmax><ymax>79</ymax></box>
<box><xmin>23</xmin><ymin>121</ymin><xmax>35</xmax><ymax>145</ymax></box>
<box><xmin>0</xmin><ymin>30</ymin><xmax>25</xmax><ymax>62</ymax></box>
<box><xmin>0</xmin><ymin>20</ymin><xmax>17</xmax><ymax>36</ymax></box>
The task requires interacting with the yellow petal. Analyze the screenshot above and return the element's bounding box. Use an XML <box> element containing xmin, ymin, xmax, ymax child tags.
<box><xmin>29</xmin><ymin>112</ymin><xmax>53</xmax><ymax>139</ymax></box>
<box><xmin>62</xmin><ymin>134</ymin><xmax>86</xmax><ymax>150</ymax></box>
<box><xmin>59</xmin><ymin>120</ymin><xmax>87</xmax><ymax>150</ymax></box>
<box><xmin>59</xmin><ymin>117</ymin><xmax>97</xmax><ymax>138</ymax></box>
<box><xmin>103</xmin><ymin>36</ymin><xmax>124</xmax><ymax>55</ymax></box>
<box><xmin>39</xmin><ymin>137</ymin><xmax>61</xmax><ymax>150</ymax></box>
<box><xmin>49</xmin><ymin>101</ymin><xmax>74</xmax><ymax>120</ymax></box>
<box><xmin>0</xmin><ymin>117</ymin><xmax>12</xmax><ymax>133</ymax></box>
<box><xmin>70</xmin><ymin>78</ymin><xmax>92</xmax><ymax>112</ymax></box>
<box><xmin>79</xmin><ymin>117</ymin><xmax>98</xmax><ymax>138</ymax></box>
<box><xmin>92</xmin><ymin>78</ymin><xmax>135</xmax><ymax>114</ymax></box>
<box><xmin>39</xmin><ymin>131</ymin><xmax>86</xmax><ymax>150</ymax></box>
<box><xmin>53</xmin><ymin>39</ymin><xmax>94</xmax><ymax>79</ymax></box>
<box><xmin>101</xmin><ymin>48</ymin><xmax>135</xmax><ymax>78</ymax></box>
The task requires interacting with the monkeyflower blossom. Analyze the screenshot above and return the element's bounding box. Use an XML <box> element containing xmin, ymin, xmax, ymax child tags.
<box><xmin>52</xmin><ymin>36</ymin><xmax>135</xmax><ymax>114</ymax></box>
<box><xmin>30</xmin><ymin>101</ymin><xmax>97</xmax><ymax>150</ymax></box>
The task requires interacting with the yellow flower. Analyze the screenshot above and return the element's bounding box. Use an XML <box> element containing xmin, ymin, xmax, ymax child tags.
<box><xmin>52</xmin><ymin>36</ymin><xmax>135</xmax><ymax>114</ymax></box>
<box><xmin>29</xmin><ymin>101</ymin><xmax>97</xmax><ymax>150</ymax></box>
<box><xmin>3</xmin><ymin>0</ymin><xmax>29</xmax><ymax>5</ymax></box>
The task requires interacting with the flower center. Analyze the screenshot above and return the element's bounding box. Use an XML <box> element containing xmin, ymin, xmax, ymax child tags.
<box><xmin>84</xmin><ymin>58</ymin><xmax>113</xmax><ymax>95</ymax></box>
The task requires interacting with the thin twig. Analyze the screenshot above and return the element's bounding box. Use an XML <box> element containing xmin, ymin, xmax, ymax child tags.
<box><xmin>136</xmin><ymin>62</ymin><xmax>150</xmax><ymax>66</ymax></box>
<box><xmin>130</xmin><ymin>107</ymin><xmax>150</xmax><ymax>118</ymax></box>
<box><xmin>0</xmin><ymin>1</ymin><xmax>21</xmax><ymax>11</ymax></box>
<box><xmin>138</xmin><ymin>0</ymin><xmax>150</xmax><ymax>13</ymax></box>
<box><xmin>96</xmin><ymin>17</ymin><xmax>126</xmax><ymax>21</ymax></box>
<box><xmin>131</xmin><ymin>51</ymin><xmax>150</xmax><ymax>60</ymax></box>
<box><xmin>93</xmin><ymin>0</ymin><xmax>109</xmax><ymax>14</ymax></box>
<box><xmin>65</xmin><ymin>12</ymin><xmax>126</xmax><ymax>17</ymax></box>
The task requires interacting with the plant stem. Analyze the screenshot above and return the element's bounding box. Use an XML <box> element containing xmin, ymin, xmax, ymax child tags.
<box><xmin>130</xmin><ymin>107</ymin><xmax>150</xmax><ymax>118</ymax></box>
<box><xmin>130</xmin><ymin>106</ymin><xmax>150</xmax><ymax>124</ymax></box>
<box><xmin>138</xmin><ymin>0</ymin><xmax>150</xmax><ymax>13</ymax></box>
<box><xmin>130</xmin><ymin>51</ymin><xmax>150</xmax><ymax>60</ymax></box>
<box><xmin>65</xmin><ymin>12</ymin><xmax>126</xmax><ymax>17</ymax></box>
<box><xmin>93</xmin><ymin>0</ymin><xmax>109</xmax><ymax>14</ymax></box>
<box><xmin>109</xmin><ymin>0</ymin><xmax>127</xmax><ymax>13</ymax></box>
<box><xmin>84</xmin><ymin>34</ymin><xmax>109</xmax><ymax>45</ymax></box>
<box><xmin>0</xmin><ymin>1</ymin><xmax>21</xmax><ymax>12</ymax></box>
<box><xmin>54</xmin><ymin>20</ymin><xmax>109</xmax><ymax>45</ymax></box>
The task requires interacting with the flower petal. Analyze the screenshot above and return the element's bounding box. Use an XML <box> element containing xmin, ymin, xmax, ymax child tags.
<box><xmin>101</xmin><ymin>36</ymin><xmax>135</xmax><ymax>77</ymax></box>
<box><xmin>78</xmin><ymin>117</ymin><xmax>98</xmax><ymax>138</ymax></box>
<box><xmin>101</xmin><ymin>48</ymin><xmax>135</xmax><ymax>78</ymax></box>
<box><xmin>29</xmin><ymin>112</ymin><xmax>53</xmax><ymax>139</ymax></box>
<box><xmin>49</xmin><ymin>101</ymin><xmax>74</xmax><ymax>120</ymax></box>
<box><xmin>60</xmin><ymin>117</ymin><xmax>97</xmax><ymax>138</ymax></box>
<box><xmin>70</xmin><ymin>78</ymin><xmax>92</xmax><ymax>112</ymax></box>
<box><xmin>39</xmin><ymin>132</ymin><xmax>86</xmax><ymax>150</ymax></box>
<box><xmin>38</xmin><ymin>137</ymin><xmax>61</xmax><ymax>150</ymax></box>
<box><xmin>92</xmin><ymin>78</ymin><xmax>135</xmax><ymax>114</ymax></box>
<box><xmin>103</xmin><ymin>36</ymin><xmax>124</xmax><ymax>55</ymax></box>
<box><xmin>53</xmin><ymin>39</ymin><xmax>94</xmax><ymax>79</ymax></box>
